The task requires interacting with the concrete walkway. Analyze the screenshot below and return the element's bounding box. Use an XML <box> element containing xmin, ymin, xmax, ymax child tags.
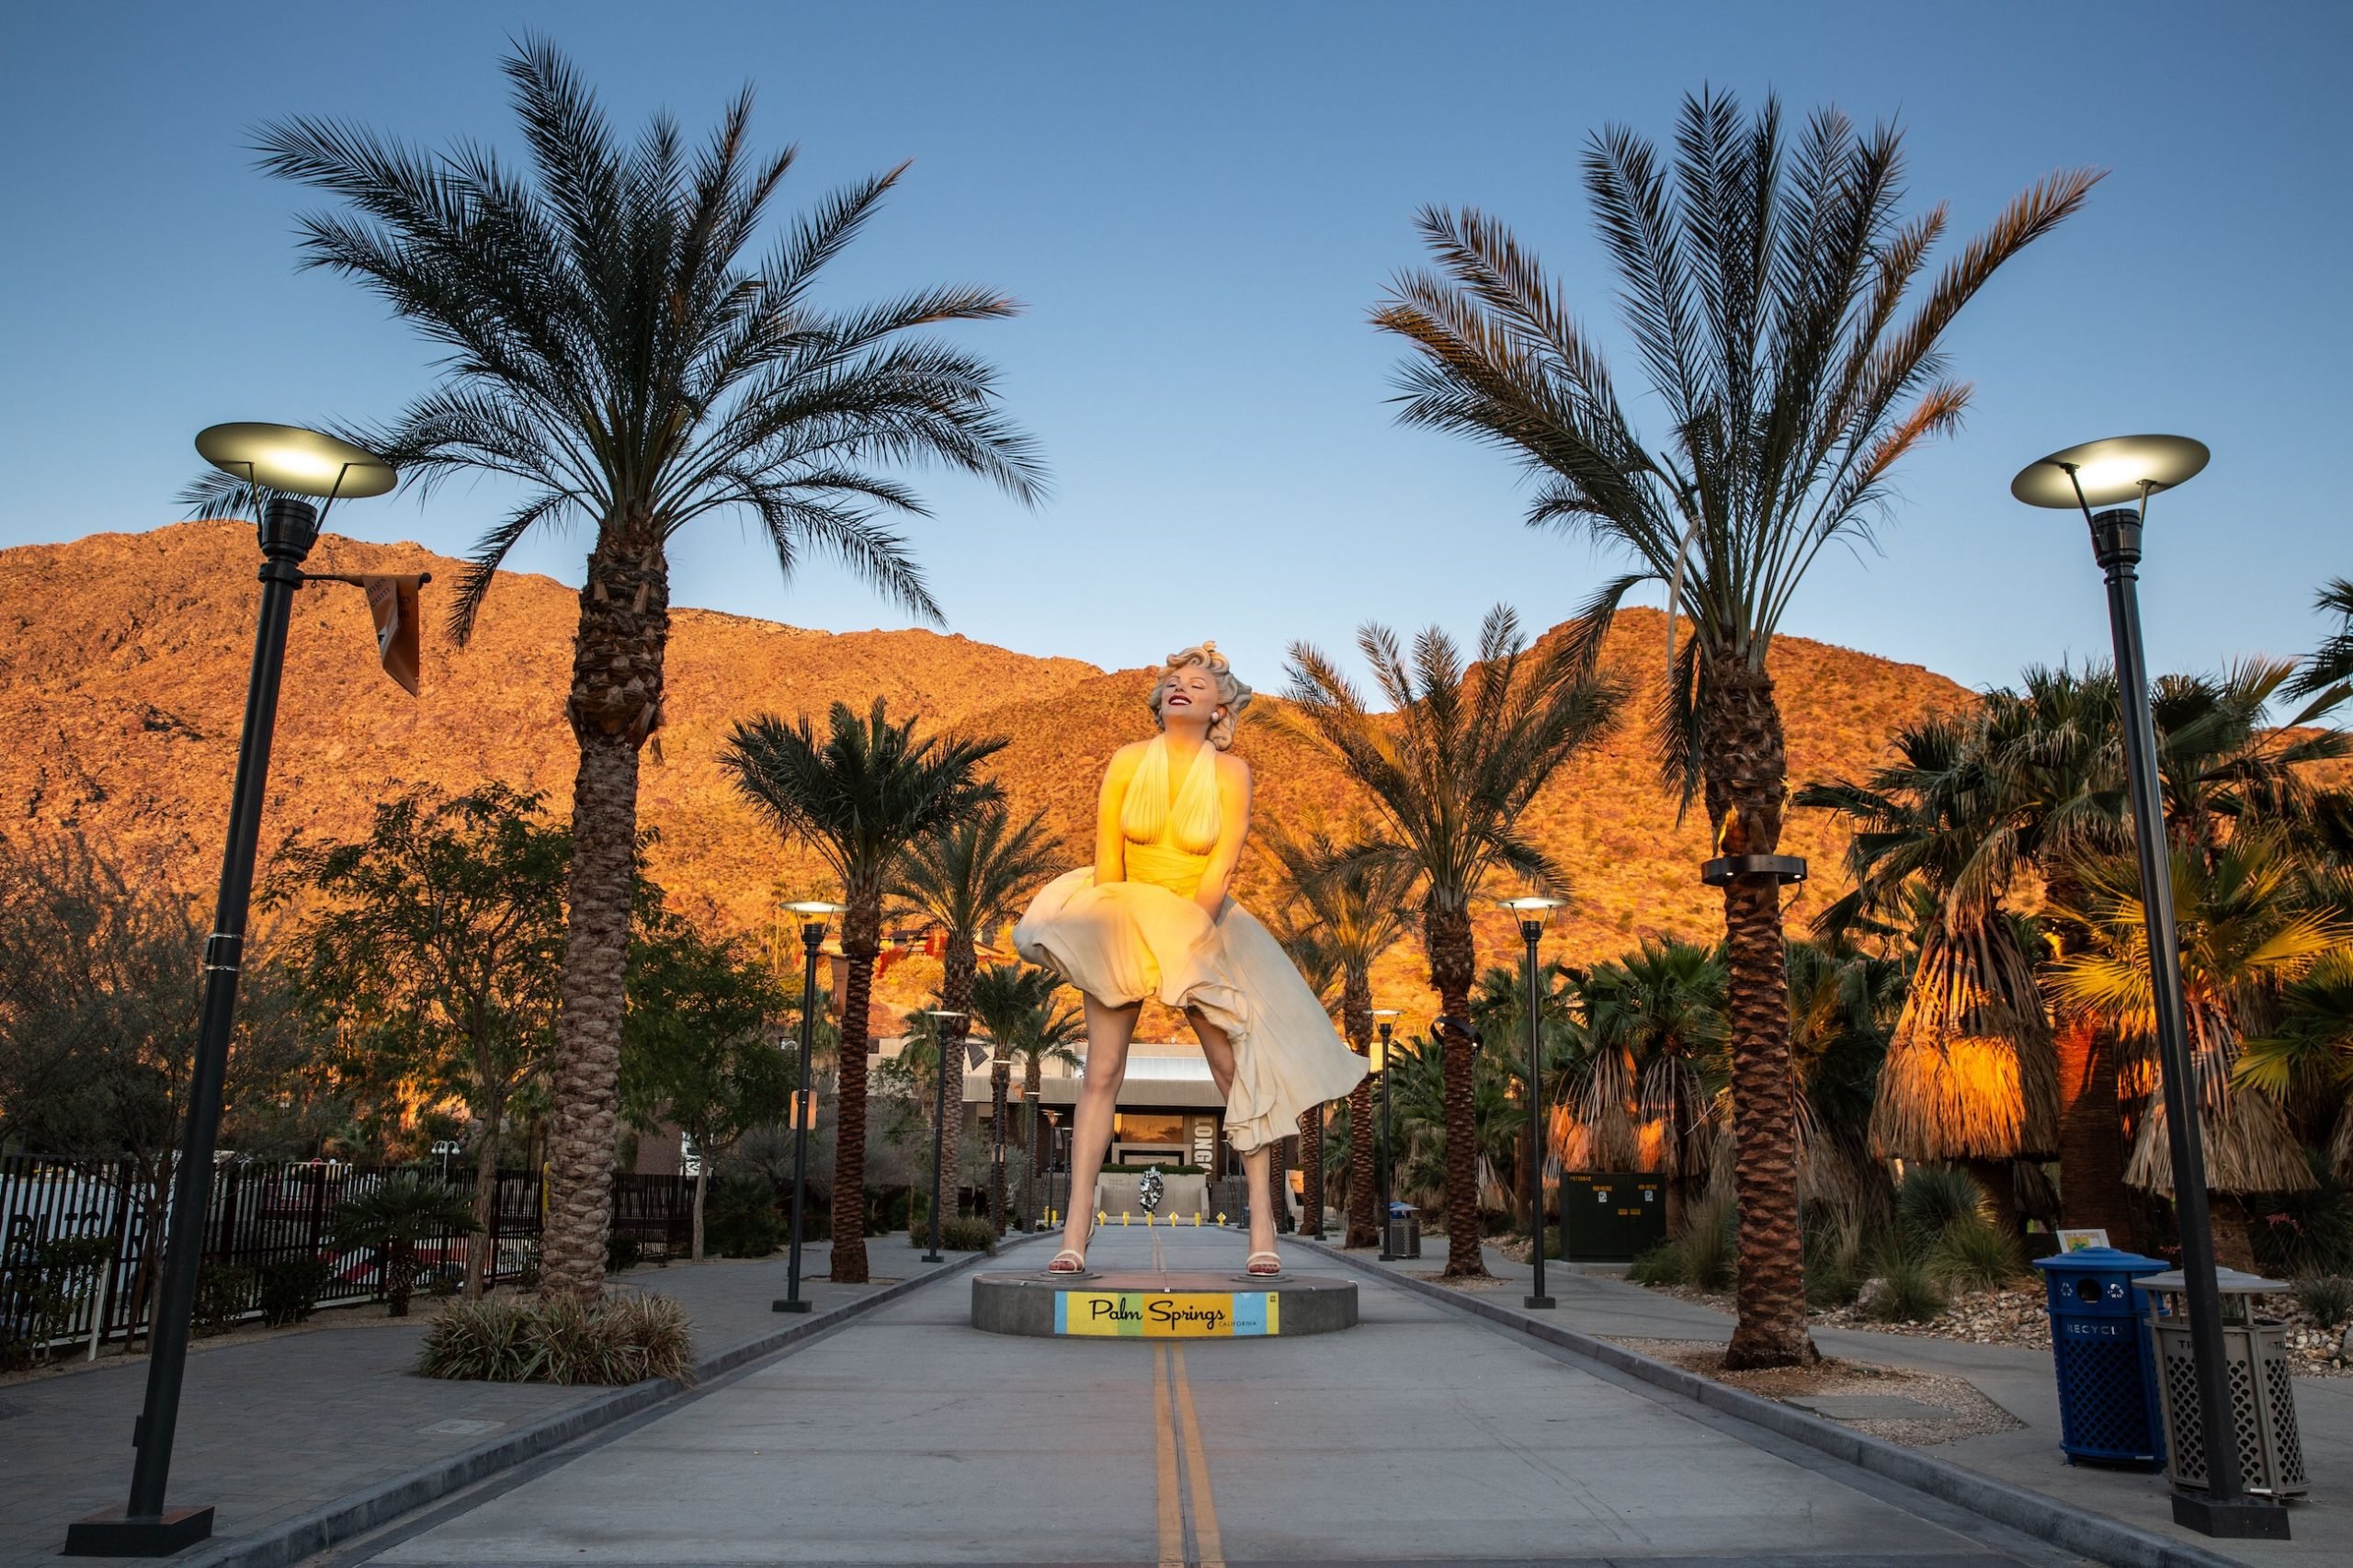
<box><xmin>337</xmin><ymin>1223</ymin><xmax>2092</xmax><ymax>1567</ymax></box>
<box><xmin>0</xmin><ymin>1237</ymin><xmax>995</xmax><ymax>1568</ymax></box>
<box><xmin>1316</xmin><ymin>1234</ymin><xmax>2350</xmax><ymax>1568</ymax></box>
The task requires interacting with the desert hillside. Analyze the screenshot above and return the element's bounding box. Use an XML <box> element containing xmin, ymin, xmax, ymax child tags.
<box><xmin>0</xmin><ymin>520</ymin><xmax>1974</xmax><ymax>1023</ymax></box>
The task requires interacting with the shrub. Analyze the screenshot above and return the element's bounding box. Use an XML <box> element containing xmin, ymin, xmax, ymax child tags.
<box><xmin>193</xmin><ymin>1263</ymin><xmax>256</xmax><ymax>1336</ymax></box>
<box><xmin>2250</xmin><ymin>1166</ymin><xmax>2353</xmax><ymax>1278</ymax></box>
<box><xmin>1863</xmin><ymin>1250</ymin><xmax>1949</xmax><ymax>1324</ymax></box>
<box><xmin>1804</xmin><ymin>1220</ymin><xmax>1867</xmax><ymax>1309</ymax></box>
<box><xmin>417</xmin><ymin>1293</ymin><xmax>695</xmax><ymax>1385</ymax></box>
<box><xmin>2291</xmin><ymin>1274</ymin><xmax>2353</xmax><ymax>1329</ymax></box>
<box><xmin>606</xmin><ymin>1233</ymin><xmax>643</xmax><ymax>1274</ymax></box>
<box><xmin>332</xmin><ymin>1174</ymin><xmax>477</xmax><ymax>1318</ymax></box>
<box><xmin>1628</xmin><ymin>1187</ymin><xmax>1734</xmax><ymax>1291</ymax></box>
<box><xmin>705</xmin><ymin>1173</ymin><xmax>783</xmax><ymax>1259</ymax></box>
<box><xmin>939</xmin><ymin>1216</ymin><xmax>996</xmax><ymax>1254</ymax></box>
<box><xmin>1930</xmin><ymin>1216</ymin><xmax>2028</xmax><ymax>1292</ymax></box>
<box><xmin>1896</xmin><ymin>1165</ymin><xmax>1988</xmax><ymax>1251</ymax></box>
<box><xmin>258</xmin><ymin>1256</ymin><xmax>335</xmax><ymax>1325</ymax></box>
<box><xmin>0</xmin><ymin>1234</ymin><xmax>117</xmax><ymax>1367</ymax></box>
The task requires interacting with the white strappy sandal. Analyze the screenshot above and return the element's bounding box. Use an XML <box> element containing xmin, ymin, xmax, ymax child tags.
<box><xmin>1245</xmin><ymin>1251</ymin><xmax>1283</xmax><ymax>1278</ymax></box>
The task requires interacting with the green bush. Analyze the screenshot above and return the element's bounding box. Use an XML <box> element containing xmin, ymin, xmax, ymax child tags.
<box><xmin>606</xmin><ymin>1233</ymin><xmax>643</xmax><ymax>1274</ymax></box>
<box><xmin>1896</xmin><ymin>1165</ymin><xmax>1988</xmax><ymax>1250</ymax></box>
<box><xmin>258</xmin><ymin>1256</ymin><xmax>335</xmax><ymax>1325</ymax></box>
<box><xmin>2291</xmin><ymin>1274</ymin><xmax>2353</xmax><ymax>1329</ymax></box>
<box><xmin>2251</xmin><ymin>1166</ymin><xmax>2353</xmax><ymax>1278</ymax></box>
<box><xmin>193</xmin><ymin>1262</ymin><xmax>256</xmax><ymax>1336</ymax></box>
<box><xmin>0</xmin><ymin>1234</ymin><xmax>117</xmax><ymax>1367</ymax></box>
<box><xmin>1628</xmin><ymin>1187</ymin><xmax>1734</xmax><ymax>1291</ymax></box>
<box><xmin>939</xmin><ymin>1216</ymin><xmax>997</xmax><ymax>1253</ymax></box>
<box><xmin>1930</xmin><ymin>1216</ymin><xmax>2028</xmax><ymax>1292</ymax></box>
<box><xmin>1863</xmin><ymin>1250</ymin><xmax>1949</xmax><ymax>1324</ymax></box>
<box><xmin>1804</xmin><ymin>1221</ymin><xmax>1867</xmax><ymax>1309</ymax></box>
<box><xmin>705</xmin><ymin>1173</ymin><xmax>783</xmax><ymax>1258</ymax></box>
<box><xmin>417</xmin><ymin>1293</ymin><xmax>695</xmax><ymax>1385</ymax></box>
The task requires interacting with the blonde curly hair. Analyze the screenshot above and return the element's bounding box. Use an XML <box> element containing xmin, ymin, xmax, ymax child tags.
<box><xmin>1147</xmin><ymin>642</ymin><xmax>1253</xmax><ymax>751</ymax></box>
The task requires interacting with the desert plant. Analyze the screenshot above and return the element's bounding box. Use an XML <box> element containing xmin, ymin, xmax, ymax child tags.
<box><xmin>192</xmin><ymin>1262</ymin><xmax>256</xmax><ymax>1336</ymax></box>
<box><xmin>258</xmin><ymin>1255</ymin><xmax>335</xmax><ymax>1326</ymax></box>
<box><xmin>703</xmin><ymin>1172</ymin><xmax>784</xmax><ymax>1258</ymax></box>
<box><xmin>416</xmin><ymin>1293</ymin><xmax>694</xmax><ymax>1384</ymax></box>
<box><xmin>1630</xmin><ymin>1186</ymin><xmax>1736</xmax><ymax>1292</ymax></box>
<box><xmin>1929</xmin><ymin>1216</ymin><xmax>2028</xmax><ymax>1292</ymax></box>
<box><xmin>333</xmin><ymin>1174</ymin><xmax>478</xmax><ymax>1317</ymax></box>
<box><xmin>1896</xmin><ymin>1165</ymin><xmax>1989</xmax><ymax>1250</ymax></box>
<box><xmin>1803</xmin><ymin>1219</ymin><xmax>1868</xmax><ymax>1309</ymax></box>
<box><xmin>605</xmin><ymin>1234</ymin><xmax>643</xmax><ymax>1275</ymax></box>
<box><xmin>1863</xmin><ymin>1249</ymin><xmax>1949</xmax><ymax>1324</ymax></box>
<box><xmin>940</xmin><ymin>1216</ymin><xmax>998</xmax><ymax>1253</ymax></box>
<box><xmin>2291</xmin><ymin>1274</ymin><xmax>2353</xmax><ymax>1329</ymax></box>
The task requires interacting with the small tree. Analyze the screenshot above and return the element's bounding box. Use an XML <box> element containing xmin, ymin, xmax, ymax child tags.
<box><xmin>270</xmin><ymin>785</ymin><xmax>568</xmax><ymax>1298</ymax></box>
<box><xmin>333</xmin><ymin>1175</ymin><xmax>478</xmax><ymax>1318</ymax></box>
<box><xmin>621</xmin><ymin>910</ymin><xmax>792</xmax><ymax>1258</ymax></box>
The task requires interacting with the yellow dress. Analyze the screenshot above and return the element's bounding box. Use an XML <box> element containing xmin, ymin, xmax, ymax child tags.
<box><xmin>1014</xmin><ymin>734</ymin><xmax>1369</xmax><ymax>1153</ymax></box>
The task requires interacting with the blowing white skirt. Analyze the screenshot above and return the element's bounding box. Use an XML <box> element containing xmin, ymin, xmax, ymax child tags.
<box><xmin>1014</xmin><ymin>868</ymin><xmax>1369</xmax><ymax>1153</ymax></box>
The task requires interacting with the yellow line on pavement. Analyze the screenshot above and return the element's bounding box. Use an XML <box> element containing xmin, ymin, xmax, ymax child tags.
<box><xmin>1169</xmin><ymin>1346</ymin><xmax>1225</xmax><ymax>1568</ymax></box>
<box><xmin>1152</xmin><ymin>1345</ymin><xmax>1183</xmax><ymax>1568</ymax></box>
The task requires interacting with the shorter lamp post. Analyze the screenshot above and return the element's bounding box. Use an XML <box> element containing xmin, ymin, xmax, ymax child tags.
<box><xmin>1500</xmin><ymin>897</ymin><xmax>1567</xmax><ymax>1310</ymax></box>
<box><xmin>1041</xmin><ymin>1108</ymin><xmax>1062</xmax><ymax>1224</ymax></box>
<box><xmin>2013</xmin><ymin>435</ymin><xmax>2282</xmax><ymax>1541</ymax></box>
<box><xmin>68</xmin><ymin>424</ymin><xmax>396</xmax><ymax>1559</ymax></box>
<box><xmin>1021</xmin><ymin>1081</ymin><xmax>1040</xmax><ymax>1232</ymax></box>
<box><xmin>919</xmin><ymin>1010</ymin><xmax>969</xmax><ymax>1262</ymax></box>
<box><xmin>775</xmin><ymin>902</ymin><xmax>847</xmax><ymax>1314</ymax></box>
<box><xmin>1371</xmin><ymin>1010</ymin><xmax>1400</xmax><ymax>1260</ymax></box>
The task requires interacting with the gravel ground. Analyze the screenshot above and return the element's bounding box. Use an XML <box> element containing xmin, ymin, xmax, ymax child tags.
<box><xmin>1639</xmin><ymin>1278</ymin><xmax>2353</xmax><ymax>1376</ymax></box>
<box><xmin>1609</xmin><ymin>1335</ymin><xmax>2027</xmax><ymax>1448</ymax></box>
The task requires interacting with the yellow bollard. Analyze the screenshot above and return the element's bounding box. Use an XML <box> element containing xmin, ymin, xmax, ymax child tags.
<box><xmin>1144</xmin><ymin>1211</ymin><xmax>1154</xmax><ymax>1227</ymax></box>
<box><xmin>1216</xmin><ymin>1212</ymin><xmax>1227</xmax><ymax>1225</ymax></box>
<box><xmin>1097</xmin><ymin>1210</ymin><xmax>1107</xmax><ymax>1227</ymax></box>
<box><xmin>1121</xmin><ymin>1210</ymin><xmax>1131</xmax><ymax>1226</ymax></box>
<box><xmin>1192</xmin><ymin>1212</ymin><xmax>1202</xmax><ymax>1227</ymax></box>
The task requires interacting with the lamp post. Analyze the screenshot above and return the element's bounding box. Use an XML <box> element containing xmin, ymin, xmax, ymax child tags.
<box><xmin>775</xmin><ymin>902</ymin><xmax>847</xmax><ymax>1313</ymax></box>
<box><xmin>1372</xmin><ymin>1010</ymin><xmax>1400</xmax><ymax>1260</ymax></box>
<box><xmin>66</xmin><ymin>426</ymin><xmax>395</xmax><ymax>1559</ymax></box>
<box><xmin>919</xmin><ymin>1010</ymin><xmax>968</xmax><ymax>1262</ymax></box>
<box><xmin>1041</xmin><ymin>1108</ymin><xmax>1061</xmax><ymax>1226</ymax></box>
<box><xmin>2013</xmin><ymin>434</ymin><xmax>2281</xmax><ymax>1541</ymax></box>
<box><xmin>1500</xmin><ymin>898</ymin><xmax>1566</xmax><ymax>1310</ymax></box>
<box><xmin>1022</xmin><ymin>1084</ymin><xmax>1040</xmax><ymax>1232</ymax></box>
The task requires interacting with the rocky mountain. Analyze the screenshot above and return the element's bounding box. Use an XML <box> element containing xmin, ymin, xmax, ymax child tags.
<box><xmin>0</xmin><ymin>519</ymin><xmax>1974</xmax><ymax>1027</ymax></box>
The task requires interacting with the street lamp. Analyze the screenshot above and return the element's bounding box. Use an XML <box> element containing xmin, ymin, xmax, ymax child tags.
<box><xmin>775</xmin><ymin>902</ymin><xmax>847</xmax><ymax>1313</ymax></box>
<box><xmin>66</xmin><ymin>425</ymin><xmax>397</xmax><ymax>1559</ymax></box>
<box><xmin>919</xmin><ymin>1010</ymin><xmax>969</xmax><ymax>1262</ymax></box>
<box><xmin>1021</xmin><ymin>1078</ymin><xmax>1040</xmax><ymax>1232</ymax></box>
<box><xmin>1371</xmin><ymin>1010</ymin><xmax>1400</xmax><ymax>1261</ymax></box>
<box><xmin>2013</xmin><ymin>433</ymin><xmax>2282</xmax><ymax>1542</ymax></box>
<box><xmin>1500</xmin><ymin>897</ymin><xmax>1567</xmax><ymax>1310</ymax></box>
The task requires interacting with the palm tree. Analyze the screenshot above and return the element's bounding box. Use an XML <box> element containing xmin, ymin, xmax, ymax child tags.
<box><xmin>208</xmin><ymin>42</ymin><xmax>1043</xmax><ymax>1301</ymax></box>
<box><xmin>1370</xmin><ymin>92</ymin><xmax>2097</xmax><ymax>1359</ymax></box>
<box><xmin>1577</xmin><ymin>938</ymin><xmax>1728</xmax><ymax>1231</ymax></box>
<box><xmin>892</xmin><ymin>808</ymin><xmax>1062</xmax><ymax>1227</ymax></box>
<box><xmin>2049</xmin><ymin>833</ymin><xmax>2339</xmax><ymax>1267</ymax></box>
<box><xmin>332</xmin><ymin>1175</ymin><xmax>478</xmax><ymax>1318</ymax></box>
<box><xmin>1261</xmin><ymin>824</ymin><xmax>1418</xmax><ymax>1246</ymax></box>
<box><xmin>967</xmin><ymin>962</ymin><xmax>1082</xmax><ymax>1232</ymax></box>
<box><xmin>722</xmin><ymin>699</ymin><xmax>1006</xmax><ymax>1280</ymax></box>
<box><xmin>1798</xmin><ymin>715</ymin><xmax>2059</xmax><ymax>1234</ymax></box>
<box><xmin>1279</xmin><ymin>609</ymin><xmax>1624</xmax><ymax>1277</ymax></box>
<box><xmin>2286</xmin><ymin>579</ymin><xmax>2353</xmax><ymax>704</ymax></box>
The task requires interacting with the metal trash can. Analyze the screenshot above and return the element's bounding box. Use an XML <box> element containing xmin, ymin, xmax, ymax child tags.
<box><xmin>1386</xmin><ymin>1202</ymin><xmax>1421</xmax><ymax>1259</ymax></box>
<box><xmin>2133</xmin><ymin>1267</ymin><xmax>2309</xmax><ymax>1499</ymax></box>
<box><xmin>2030</xmin><ymin>1245</ymin><xmax>2167</xmax><ymax>1466</ymax></box>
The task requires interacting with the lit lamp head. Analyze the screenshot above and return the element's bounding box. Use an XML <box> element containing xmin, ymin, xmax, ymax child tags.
<box><xmin>1499</xmin><ymin>894</ymin><xmax>1568</xmax><ymax>940</ymax></box>
<box><xmin>196</xmin><ymin>422</ymin><xmax>396</xmax><ymax>552</ymax></box>
<box><xmin>2011</xmin><ymin>434</ymin><xmax>2209</xmax><ymax>568</ymax></box>
<box><xmin>1370</xmin><ymin>1007</ymin><xmax>1401</xmax><ymax>1072</ymax></box>
<box><xmin>782</xmin><ymin>899</ymin><xmax>847</xmax><ymax>939</ymax></box>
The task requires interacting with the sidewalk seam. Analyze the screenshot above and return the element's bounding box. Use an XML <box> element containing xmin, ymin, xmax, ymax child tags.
<box><xmin>174</xmin><ymin>1236</ymin><xmax>1040</xmax><ymax>1568</ymax></box>
<box><xmin>1296</xmin><ymin>1236</ymin><xmax>2252</xmax><ymax>1568</ymax></box>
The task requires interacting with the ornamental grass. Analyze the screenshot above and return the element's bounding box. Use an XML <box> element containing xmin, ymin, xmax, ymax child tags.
<box><xmin>417</xmin><ymin>1294</ymin><xmax>694</xmax><ymax>1386</ymax></box>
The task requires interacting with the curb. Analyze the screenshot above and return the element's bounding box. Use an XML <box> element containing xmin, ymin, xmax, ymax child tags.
<box><xmin>1296</xmin><ymin>1237</ymin><xmax>2251</xmax><ymax>1568</ymax></box>
<box><xmin>176</xmin><ymin>1233</ymin><xmax>1041</xmax><ymax>1568</ymax></box>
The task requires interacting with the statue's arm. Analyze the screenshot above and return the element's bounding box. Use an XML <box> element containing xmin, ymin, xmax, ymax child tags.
<box><xmin>1094</xmin><ymin>744</ymin><xmax>1141</xmax><ymax>886</ymax></box>
<box><xmin>1194</xmin><ymin>753</ymin><xmax>1254</xmax><ymax>916</ymax></box>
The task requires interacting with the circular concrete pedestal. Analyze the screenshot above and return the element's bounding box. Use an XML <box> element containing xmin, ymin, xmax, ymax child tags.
<box><xmin>971</xmin><ymin>1268</ymin><xmax>1357</xmax><ymax>1339</ymax></box>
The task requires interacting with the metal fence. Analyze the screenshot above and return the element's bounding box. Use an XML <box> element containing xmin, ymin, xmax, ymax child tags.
<box><xmin>0</xmin><ymin>1153</ymin><xmax>693</xmax><ymax>1363</ymax></box>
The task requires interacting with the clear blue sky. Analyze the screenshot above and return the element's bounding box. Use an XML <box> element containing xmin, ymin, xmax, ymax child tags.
<box><xmin>4</xmin><ymin>2</ymin><xmax>2346</xmax><ymax>696</ymax></box>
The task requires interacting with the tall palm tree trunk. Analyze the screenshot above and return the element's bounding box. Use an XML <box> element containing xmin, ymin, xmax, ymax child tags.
<box><xmin>2054</xmin><ymin>1016</ymin><xmax>2137</xmax><ymax>1247</ymax></box>
<box><xmin>990</xmin><ymin>1055</ymin><xmax>1010</xmax><ymax>1233</ymax></box>
<box><xmin>831</xmin><ymin>910</ymin><xmax>881</xmax><ymax>1283</ymax></box>
<box><xmin>1298</xmin><ymin>1108</ymin><xmax>1324</xmax><ymax>1237</ymax></box>
<box><xmin>1702</xmin><ymin>662</ymin><xmax>1815</xmax><ymax>1369</ymax></box>
<box><xmin>542</xmin><ymin>530</ymin><xmax>669</xmax><ymax>1303</ymax></box>
<box><xmin>1427</xmin><ymin>903</ymin><xmax>1490</xmax><ymax>1278</ymax></box>
<box><xmin>1342</xmin><ymin>982</ymin><xmax>1379</xmax><ymax>1246</ymax></box>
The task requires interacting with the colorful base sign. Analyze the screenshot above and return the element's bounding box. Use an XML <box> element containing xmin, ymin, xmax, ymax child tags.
<box><xmin>1054</xmin><ymin>1290</ymin><xmax>1279</xmax><ymax>1337</ymax></box>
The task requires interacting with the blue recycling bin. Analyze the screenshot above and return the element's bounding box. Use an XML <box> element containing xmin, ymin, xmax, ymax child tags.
<box><xmin>2031</xmin><ymin>1245</ymin><xmax>2166</xmax><ymax>1467</ymax></box>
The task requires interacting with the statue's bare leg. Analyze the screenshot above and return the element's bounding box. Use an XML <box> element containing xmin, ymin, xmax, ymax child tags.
<box><xmin>1189</xmin><ymin>1008</ymin><xmax>1277</xmax><ymax>1263</ymax></box>
<box><xmin>1059</xmin><ymin>993</ymin><xmax>1139</xmax><ymax>1265</ymax></box>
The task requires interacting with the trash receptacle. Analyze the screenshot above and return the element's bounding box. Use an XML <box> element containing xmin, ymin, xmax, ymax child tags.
<box><xmin>2031</xmin><ymin>1245</ymin><xmax>2167</xmax><ymax>1466</ymax></box>
<box><xmin>2133</xmin><ymin>1267</ymin><xmax>2309</xmax><ymax>1499</ymax></box>
<box><xmin>1385</xmin><ymin>1202</ymin><xmax>1420</xmax><ymax>1259</ymax></box>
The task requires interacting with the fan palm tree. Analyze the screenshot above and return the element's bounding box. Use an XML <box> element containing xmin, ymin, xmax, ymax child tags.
<box><xmin>2285</xmin><ymin>579</ymin><xmax>2353</xmax><ymax>704</ymax></box>
<box><xmin>722</xmin><ymin>699</ymin><xmax>1006</xmax><ymax>1280</ymax></box>
<box><xmin>202</xmin><ymin>42</ymin><xmax>1043</xmax><ymax>1301</ymax></box>
<box><xmin>1578</xmin><ymin>938</ymin><xmax>1728</xmax><ymax>1231</ymax></box>
<box><xmin>2049</xmin><ymin>833</ymin><xmax>2340</xmax><ymax>1267</ymax></box>
<box><xmin>1261</xmin><ymin>824</ymin><xmax>1418</xmax><ymax>1246</ymax></box>
<box><xmin>1279</xmin><ymin>608</ymin><xmax>1625</xmax><ymax>1277</ymax></box>
<box><xmin>892</xmin><ymin>808</ymin><xmax>1062</xmax><ymax>1227</ymax></box>
<box><xmin>332</xmin><ymin>1175</ymin><xmax>478</xmax><ymax>1319</ymax></box>
<box><xmin>1371</xmin><ymin>87</ymin><xmax>2097</xmax><ymax>1364</ymax></box>
<box><xmin>967</xmin><ymin>961</ymin><xmax>1082</xmax><ymax>1233</ymax></box>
